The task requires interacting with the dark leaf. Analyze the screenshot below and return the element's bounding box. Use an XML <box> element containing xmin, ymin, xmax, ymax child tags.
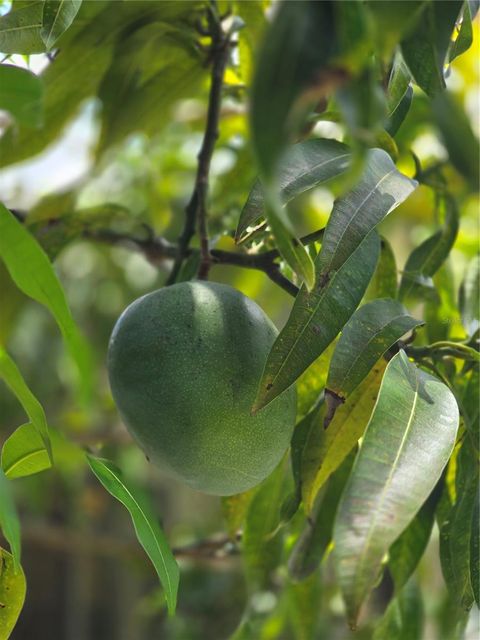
<box><xmin>334</xmin><ymin>351</ymin><xmax>459</xmax><ymax>625</ymax></box>
<box><xmin>401</xmin><ymin>0</ymin><xmax>463</xmax><ymax>97</ymax></box>
<box><xmin>326</xmin><ymin>298</ymin><xmax>423</xmax><ymax>402</ymax></box>
<box><xmin>372</xmin><ymin>579</ymin><xmax>424</xmax><ymax>640</ymax></box>
<box><xmin>459</xmin><ymin>256</ymin><xmax>480</xmax><ymax>337</ymax></box>
<box><xmin>236</xmin><ymin>139</ymin><xmax>350</xmax><ymax>243</ymax></box>
<box><xmin>366</xmin><ymin>237</ymin><xmax>398</xmax><ymax>300</ymax></box>
<box><xmin>253</xmin><ymin>232</ymin><xmax>380</xmax><ymax>412</ymax></box>
<box><xmin>449</xmin><ymin>2</ymin><xmax>474</xmax><ymax>62</ymax></box>
<box><xmin>317</xmin><ymin>148</ymin><xmax>416</xmax><ymax>277</ymax></box>
<box><xmin>385</xmin><ymin>54</ymin><xmax>413</xmax><ymax>136</ymax></box>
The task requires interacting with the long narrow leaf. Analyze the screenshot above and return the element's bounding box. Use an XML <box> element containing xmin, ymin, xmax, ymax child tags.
<box><xmin>236</xmin><ymin>139</ymin><xmax>350</xmax><ymax>242</ymax></box>
<box><xmin>0</xmin><ymin>471</ymin><xmax>21</xmax><ymax>569</ymax></box>
<box><xmin>0</xmin><ymin>204</ymin><xmax>92</xmax><ymax>399</ymax></box>
<box><xmin>253</xmin><ymin>231</ymin><xmax>380</xmax><ymax>412</ymax></box>
<box><xmin>326</xmin><ymin>299</ymin><xmax>423</xmax><ymax>401</ymax></box>
<box><xmin>317</xmin><ymin>148</ymin><xmax>417</xmax><ymax>276</ymax></box>
<box><xmin>86</xmin><ymin>455</ymin><xmax>179</xmax><ymax>615</ymax></box>
<box><xmin>333</xmin><ymin>351</ymin><xmax>459</xmax><ymax>626</ymax></box>
<box><xmin>0</xmin><ymin>347</ymin><xmax>52</xmax><ymax>461</ymax></box>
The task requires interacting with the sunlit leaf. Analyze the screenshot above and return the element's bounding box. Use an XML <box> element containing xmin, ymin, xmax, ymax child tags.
<box><xmin>0</xmin><ymin>471</ymin><xmax>21</xmax><ymax>569</ymax></box>
<box><xmin>399</xmin><ymin>196</ymin><xmax>459</xmax><ymax>302</ymax></box>
<box><xmin>0</xmin><ymin>548</ymin><xmax>26</xmax><ymax>640</ymax></box>
<box><xmin>236</xmin><ymin>139</ymin><xmax>350</xmax><ymax>243</ymax></box>
<box><xmin>439</xmin><ymin>438</ymin><xmax>478</xmax><ymax>611</ymax></box>
<box><xmin>302</xmin><ymin>360</ymin><xmax>386</xmax><ymax>513</ymax></box>
<box><xmin>0</xmin><ymin>204</ymin><xmax>92</xmax><ymax>400</ymax></box>
<box><xmin>401</xmin><ymin>0</ymin><xmax>463</xmax><ymax>96</ymax></box>
<box><xmin>41</xmin><ymin>0</ymin><xmax>82</xmax><ymax>50</ymax></box>
<box><xmin>1</xmin><ymin>423</ymin><xmax>51</xmax><ymax>479</ymax></box>
<box><xmin>385</xmin><ymin>54</ymin><xmax>413</xmax><ymax>136</ymax></box>
<box><xmin>326</xmin><ymin>298</ymin><xmax>422</xmax><ymax>402</ymax></box>
<box><xmin>0</xmin><ymin>65</ymin><xmax>44</xmax><ymax>128</ymax></box>
<box><xmin>0</xmin><ymin>1</ymin><xmax>45</xmax><ymax>54</ymax></box>
<box><xmin>86</xmin><ymin>455</ymin><xmax>179</xmax><ymax>615</ymax></box>
<box><xmin>0</xmin><ymin>347</ymin><xmax>52</xmax><ymax>461</ymax></box>
<box><xmin>253</xmin><ymin>232</ymin><xmax>380</xmax><ymax>412</ymax></box>
<box><xmin>334</xmin><ymin>351</ymin><xmax>459</xmax><ymax>625</ymax></box>
<box><xmin>317</xmin><ymin>148</ymin><xmax>417</xmax><ymax>277</ymax></box>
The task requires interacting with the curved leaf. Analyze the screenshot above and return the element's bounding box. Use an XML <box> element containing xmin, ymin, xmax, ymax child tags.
<box><xmin>236</xmin><ymin>139</ymin><xmax>351</xmax><ymax>242</ymax></box>
<box><xmin>317</xmin><ymin>148</ymin><xmax>417</xmax><ymax>277</ymax></box>
<box><xmin>0</xmin><ymin>205</ymin><xmax>92</xmax><ymax>400</ymax></box>
<box><xmin>253</xmin><ymin>231</ymin><xmax>380</xmax><ymax>412</ymax></box>
<box><xmin>459</xmin><ymin>255</ymin><xmax>480</xmax><ymax>337</ymax></box>
<box><xmin>0</xmin><ymin>471</ymin><xmax>21</xmax><ymax>569</ymax></box>
<box><xmin>302</xmin><ymin>360</ymin><xmax>386</xmax><ymax>513</ymax></box>
<box><xmin>41</xmin><ymin>0</ymin><xmax>82</xmax><ymax>50</ymax></box>
<box><xmin>372</xmin><ymin>579</ymin><xmax>424</xmax><ymax>640</ymax></box>
<box><xmin>439</xmin><ymin>438</ymin><xmax>478</xmax><ymax>611</ymax></box>
<box><xmin>86</xmin><ymin>455</ymin><xmax>179</xmax><ymax>615</ymax></box>
<box><xmin>449</xmin><ymin>2</ymin><xmax>474</xmax><ymax>62</ymax></box>
<box><xmin>2</xmin><ymin>423</ymin><xmax>51</xmax><ymax>479</ymax></box>
<box><xmin>0</xmin><ymin>548</ymin><xmax>26</xmax><ymax>640</ymax></box>
<box><xmin>326</xmin><ymin>298</ymin><xmax>423</xmax><ymax>401</ymax></box>
<box><xmin>333</xmin><ymin>351</ymin><xmax>459</xmax><ymax>626</ymax></box>
<box><xmin>0</xmin><ymin>1</ymin><xmax>45</xmax><ymax>54</ymax></box>
<box><xmin>0</xmin><ymin>347</ymin><xmax>52</xmax><ymax>462</ymax></box>
<box><xmin>385</xmin><ymin>54</ymin><xmax>413</xmax><ymax>136</ymax></box>
<box><xmin>0</xmin><ymin>65</ymin><xmax>44</xmax><ymax>128</ymax></box>
<box><xmin>401</xmin><ymin>1</ymin><xmax>463</xmax><ymax>97</ymax></box>
<box><xmin>399</xmin><ymin>196</ymin><xmax>459</xmax><ymax>302</ymax></box>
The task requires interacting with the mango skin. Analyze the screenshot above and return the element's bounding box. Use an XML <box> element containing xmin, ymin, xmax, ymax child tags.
<box><xmin>107</xmin><ymin>282</ymin><xmax>296</xmax><ymax>495</ymax></box>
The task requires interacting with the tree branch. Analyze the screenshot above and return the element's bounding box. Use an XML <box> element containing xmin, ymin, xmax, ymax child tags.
<box><xmin>167</xmin><ymin>4</ymin><xmax>232</xmax><ymax>284</ymax></box>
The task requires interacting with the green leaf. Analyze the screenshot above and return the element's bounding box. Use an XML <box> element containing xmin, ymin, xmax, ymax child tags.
<box><xmin>366</xmin><ymin>237</ymin><xmax>398</xmax><ymax>300</ymax></box>
<box><xmin>243</xmin><ymin>461</ymin><xmax>287</xmax><ymax>591</ymax></box>
<box><xmin>0</xmin><ymin>548</ymin><xmax>26</xmax><ymax>640</ymax></box>
<box><xmin>439</xmin><ymin>438</ymin><xmax>478</xmax><ymax>611</ymax></box>
<box><xmin>0</xmin><ymin>471</ymin><xmax>21</xmax><ymax>569</ymax></box>
<box><xmin>236</xmin><ymin>139</ymin><xmax>351</xmax><ymax>243</ymax></box>
<box><xmin>1</xmin><ymin>423</ymin><xmax>51</xmax><ymax>479</ymax></box>
<box><xmin>41</xmin><ymin>0</ymin><xmax>82</xmax><ymax>50</ymax></box>
<box><xmin>0</xmin><ymin>1</ymin><xmax>45</xmax><ymax>54</ymax></box>
<box><xmin>372</xmin><ymin>579</ymin><xmax>424</xmax><ymax>640</ymax></box>
<box><xmin>288</xmin><ymin>452</ymin><xmax>354</xmax><ymax>581</ymax></box>
<box><xmin>317</xmin><ymin>148</ymin><xmax>417</xmax><ymax>277</ymax></box>
<box><xmin>253</xmin><ymin>231</ymin><xmax>380</xmax><ymax>412</ymax></box>
<box><xmin>0</xmin><ymin>205</ymin><xmax>92</xmax><ymax>400</ymax></box>
<box><xmin>401</xmin><ymin>0</ymin><xmax>463</xmax><ymax>96</ymax></box>
<box><xmin>0</xmin><ymin>347</ymin><xmax>52</xmax><ymax>462</ymax></box>
<box><xmin>221</xmin><ymin>489</ymin><xmax>255</xmax><ymax>539</ymax></box>
<box><xmin>326</xmin><ymin>299</ymin><xmax>423</xmax><ymax>401</ymax></box>
<box><xmin>333</xmin><ymin>351</ymin><xmax>459</xmax><ymax>626</ymax></box>
<box><xmin>302</xmin><ymin>360</ymin><xmax>386</xmax><ymax>513</ymax></box>
<box><xmin>264</xmin><ymin>190</ymin><xmax>315</xmax><ymax>290</ymax></box>
<box><xmin>366</xmin><ymin>0</ymin><xmax>425</xmax><ymax>58</ymax></box>
<box><xmin>449</xmin><ymin>2</ymin><xmax>474</xmax><ymax>62</ymax></box>
<box><xmin>388</xmin><ymin>488</ymin><xmax>440</xmax><ymax>592</ymax></box>
<box><xmin>459</xmin><ymin>255</ymin><xmax>480</xmax><ymax>337</ymax></box>
<box><xmin>0</xmin><ymin>64</ymin><xmax>44</xmax><ymax>128</ymax></box>
<box><xmin>385</xmin><ymin>54</ymin><xmax>413</xmax><ymax>136</ymax></box>
<box><xmin>470</xmin><ymin>488</ymin><xmax>479</xmax><ymax>606</ymax></box>
<box><xmin>86</xmin><ymin>455</ymin><xmax>179</xmax><ymax>615</ymax></box>
<box><xmin>399</xmin><ymin>196</ymin><xmax>459</xmax><ymax>302</ymax></box>
<box><xmin>250</xmin><ymin>1</ymin><xmax>339</xmax><ymax>181</ymax></box>
<box><xmin>432</xmin><ymin>91</ymin><xmax>480</xmax><ymax>189</ymax></box>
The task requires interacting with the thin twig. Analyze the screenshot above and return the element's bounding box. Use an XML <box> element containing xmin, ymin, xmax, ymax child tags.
<box><xmin>167</xmin><ymin>4</ymin><xmax>231</xmax><ymax>284</ymax></box>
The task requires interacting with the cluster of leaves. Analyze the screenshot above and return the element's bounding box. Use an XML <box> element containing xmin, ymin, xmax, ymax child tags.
<box><xmin>0</xmin><ymin>1</ymin><xmax>478</xmax><ymax>638</ymax></box>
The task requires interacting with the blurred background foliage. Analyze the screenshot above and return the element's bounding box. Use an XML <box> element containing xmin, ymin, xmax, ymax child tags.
<box><xmin>0</xmin><ymin>0</ymin><xmax>478</xmax><ymax>638</ymax></box>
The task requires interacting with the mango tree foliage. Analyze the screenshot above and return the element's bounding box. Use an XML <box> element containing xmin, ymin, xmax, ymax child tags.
<box><xmin>0</xmin><ymin>0</ymin><xmax>478</xmax><ymax>637</ymax></box>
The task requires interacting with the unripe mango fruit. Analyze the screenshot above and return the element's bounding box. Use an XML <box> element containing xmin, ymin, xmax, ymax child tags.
<box><xmin>107</xmin><ymin>282</ymin><xmax>296</xmax><ymax>495</ymax></box>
